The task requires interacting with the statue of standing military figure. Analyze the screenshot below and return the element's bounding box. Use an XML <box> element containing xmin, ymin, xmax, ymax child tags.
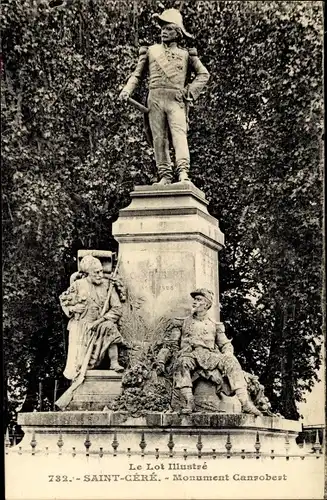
<box><xmin>119</xmin><ymin>8</ymin><xmax>210</xmax><ymax>185</ymax></box>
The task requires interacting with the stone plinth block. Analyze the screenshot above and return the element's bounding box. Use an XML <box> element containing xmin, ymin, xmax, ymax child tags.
<box><xmin>66</xmin><ymin>370</ymin><xmax>122</xmax><ymax>411</ymax></box>
<box><xmin>17</xmin><ymin>411</ymin><xmax>301</xmax><ymax>455</ymax></box>
<box><xmin>193</xmin><ymin>380</ymin><xmax>242</xmax><ymax>413</ymax></box>
<box><xmin>112</xmin><ymin>184</ymin><xmax>225</xmax><ymax>324</ymax></box>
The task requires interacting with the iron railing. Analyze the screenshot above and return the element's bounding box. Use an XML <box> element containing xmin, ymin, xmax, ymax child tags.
<box><xmin>4</xmin><ymin>428</ymin><xmax>323</xmax><ymax>460</ymax></box>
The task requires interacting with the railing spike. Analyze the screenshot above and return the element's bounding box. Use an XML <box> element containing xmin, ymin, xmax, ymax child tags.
<box><xmin>254</xmin><ymin>431</ymin><xmax>261</xmax><ymax>458</ymax></box>
<box><xmin>196</xmin><ymin>434</ymin><xmax>203</xmax><ymax>458</ymax></box>
<box><xmin>225</xmin><ymin>432</ymin><xmax>232</xmax><ymax>457</ymax></box>
<box><xmin>285</xmin><ymin>431</ymin><xmax>290</xmax><ymax>460</ymax></box>
<box><xmin>5</xmin><ymin>428</ymin><xmax>11</xmax><ymax>448</ymax></box>
<box><xmin>30</xmin><ymin>431</ymin><xmax>37</xmax><ymax>455</ymax></box>
<box><xmin>112</xmin><ymin>432</ymin><xmax>119</xmax><ymax>456</ymax></box>
<box><xmin>139</xmin><ymin>432</ymin><xmax>146</xmax><ymax>456</ymax></box>
<box><xmin>84</xmin><ymin>430</ymin><xmax>91</xmax><ymax>456</ymax></box>
<box><xmin>167</xmin><ymin>430</ymin><xmax>175</xmax><ymax>457</ymax></box>
<box><xmin>57</xmin><ymin>430</ymin><xmax>64</xmax><ymax>454</ymax></box>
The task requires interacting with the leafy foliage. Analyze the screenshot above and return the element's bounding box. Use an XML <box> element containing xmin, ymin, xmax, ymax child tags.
<box><xmin>1</xmin><ymin>0</ymin><xmax>323</xmax><ymax>425</ymax></box>
<box><xmin>108</xmin><ymin>359</ymin><xmax>172</xmax><ymax>416</ymax></box>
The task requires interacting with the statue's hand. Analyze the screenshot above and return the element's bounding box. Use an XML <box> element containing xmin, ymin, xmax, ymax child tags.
<box><xmin>181</xmin><ymin>356</ymin><xmax>196</xmax><ymax>371</ymax></box>
<box><xmin>103</xmin><ymin>312</ymin><xmax>116</xmax><ymax>323</ymax></box>
<box><xmin>182</xmin><ymin>88</ymin><xmax>193</xmax><ymax>103</ymax></box>
<box><xmin>109</xmin><ymin>276</ymin><xmax>121</xmax><ymax>285</ymax></box>
<box><xmin>119</xmin><ymin>90</ymin><xmax>130</xmax><ymax>102</ymax></box>
<box><xmin>71</xmin><ymin>303</ymin><xmax>86</xmax><ymax>314</ymax></box>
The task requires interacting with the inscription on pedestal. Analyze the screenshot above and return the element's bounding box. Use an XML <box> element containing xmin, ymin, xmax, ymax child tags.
<box><xmin>129</xmin><ymin>262</ymin><xmax>191</xmax><ymax>296</ymax></box>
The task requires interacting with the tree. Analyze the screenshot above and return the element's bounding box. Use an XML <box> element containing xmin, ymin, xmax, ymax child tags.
<box><xmin>1</xmin><ymin>0</ymin><xmax>323</xmax><ymax>424</ymax></box>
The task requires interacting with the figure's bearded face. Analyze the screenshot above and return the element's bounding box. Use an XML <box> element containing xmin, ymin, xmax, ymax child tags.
<box><xmin>161</xmin><ymin>23</ymin><xmax>181</xmax><ymax>43</ymax></box>
<box><xmin>88</xmin><ymin>264</ymin><xmax>104</xmax><ymax>286</ymax></box>
<box><xmin>192</xmin><ymin>295</ymin><xmax>211</xmax><ymax>314</ymax></box>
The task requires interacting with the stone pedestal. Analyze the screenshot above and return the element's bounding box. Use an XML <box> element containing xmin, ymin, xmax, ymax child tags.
<box><xmin>66</xmin><ymin>371</ymin><xmax>122</xmax><ymax>411</ymax></box>
<box><xmin>17</xmin><ymin>411</ymin><xmax>302</xmax><ymax>456</ymax></box>
<box><xmin>112</xmin><ymin>184</ymin><xmax>225</xmax><ymax>324</ymax></box>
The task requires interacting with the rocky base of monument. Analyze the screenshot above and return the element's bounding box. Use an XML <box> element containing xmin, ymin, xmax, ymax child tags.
<box><xmin>16</xmin><ymin>411</ymin><xmax>301</xmax><ymax>456</ymax></box>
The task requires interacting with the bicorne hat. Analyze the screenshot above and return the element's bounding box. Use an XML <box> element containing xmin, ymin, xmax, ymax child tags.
<box><xmin>152</xmin><ymin>8</ymin><xmax>194</xmax><ymax>39</ymax></box>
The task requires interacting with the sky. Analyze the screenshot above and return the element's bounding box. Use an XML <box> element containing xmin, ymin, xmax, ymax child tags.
<box><xmin>298</xmin><ymin>365</ymin><xmax>325</xmax><ymax>425</ymax></box>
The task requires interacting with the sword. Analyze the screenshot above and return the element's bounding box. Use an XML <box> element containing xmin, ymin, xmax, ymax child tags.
<box><xmin>184</xmin><ymin>86</ymin><xmax>193</xmax><ymax>132</ymax></box>
<box><xmin>127</xmin><ymin>97</ymin><xmax>149</xmax><ymax>114</ymax></box>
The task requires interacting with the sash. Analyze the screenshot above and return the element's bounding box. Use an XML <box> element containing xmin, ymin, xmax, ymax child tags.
<box><xmin>151</xmin><ymin>44</ymin><xmax>186</xmax><ymax>83</ymax></box>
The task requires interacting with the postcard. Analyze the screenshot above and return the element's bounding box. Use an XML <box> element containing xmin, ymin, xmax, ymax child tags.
<box><xmin>3</xmin><ymin>1</ymin><xmax>324</xmax><ymax>499</ymax></box>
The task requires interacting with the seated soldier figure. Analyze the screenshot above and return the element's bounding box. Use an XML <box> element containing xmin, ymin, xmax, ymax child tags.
<box><xmin>156</xmin><ymin>288</ymin><xmax>262</xmax><ymax>416</ymax></box>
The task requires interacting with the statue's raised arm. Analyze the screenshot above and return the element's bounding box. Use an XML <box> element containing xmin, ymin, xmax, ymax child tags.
<box><xmin>119</xmin><ymin>8</ymin><xmax>210</xmax><ymax>186</ymax></box>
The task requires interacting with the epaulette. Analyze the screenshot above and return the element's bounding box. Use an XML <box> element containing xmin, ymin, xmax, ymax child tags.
<box><xmin>208</xmin><ymin>317</ymin><xmax>223</xmax><ymax>326</ymax></box>
<box><xmin>139</xmin><ymin>46</ymin><xmax>148</xmax><ymax>55</ymax></box>
<box><xmin>188</xmin><ymin>47</ymin><xmax>198</xmax><ymax>57</ymax></box>
<box><xmin>167</xmin><ymin>316</ymin><xmax>187</xmax><ymax>328</ymax></box>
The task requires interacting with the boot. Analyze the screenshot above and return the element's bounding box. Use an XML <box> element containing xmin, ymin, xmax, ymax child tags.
<box><xmin>153</xmin><ymin>165</ymin><xmax>173</xmax><ymax>186</ymax></box>
<box><xmin>180</xmin><ymin>387</ymin><xmax>194</xmax><ymax>414</ymax></box>
<box><xmin>235</xmin><ymin>387</ymin><xmax>262</xmax><ymax>417</ymax></box>
<box><xmin>108</xmin><ymin>345</ymin><xmax>124</xmax><ymax>373</ymax></box>
<box><xmin>153</xmin><ymin>176</ymin><xmax>172</xmax><ymax>186</ymax></box>
<box><xmin>176</xmin><ymin>160</ymin><xmax>191</xmax><ymax>183</ymax></box>
<box><xmin>178</xmin><ymin>170</ymin><xmax>191</xmax><ymax>183</ymax></box>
